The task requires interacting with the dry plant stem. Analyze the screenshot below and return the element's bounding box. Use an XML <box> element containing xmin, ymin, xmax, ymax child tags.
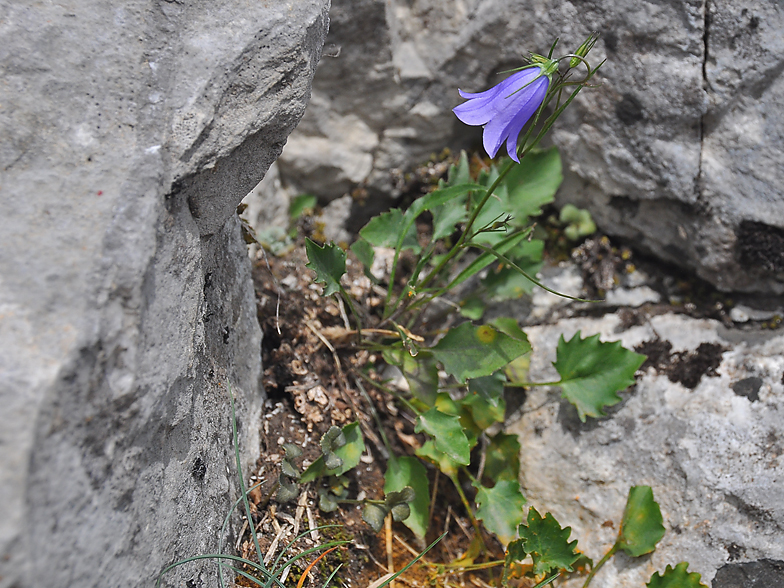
<box><xmin>428</xmin><ymin>469</ymin><xmax>440</xmax><ymax>530</ymax></box>
<box><xmin>581</xmin><ymin>543</ymin><xmax>617</xmax><ymax>588</ymax></box>
<box><xmin>386</xmin><ymin>514</ymin><xmax>397</xmax><ymax>588</ymax></box>
<box><xmin>295</xmin><ymin>546</ymin><xmax>339</xmax><ymax>588</ymax></box>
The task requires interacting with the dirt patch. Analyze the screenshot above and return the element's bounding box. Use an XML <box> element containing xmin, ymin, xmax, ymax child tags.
<box><xmin>635</xmin><ymin>339</ymin><xmax>726</xmax><ymax>389</ymax></box>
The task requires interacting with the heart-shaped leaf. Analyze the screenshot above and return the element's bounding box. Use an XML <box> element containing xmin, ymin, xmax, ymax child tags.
<box><xmin>475</xmin><ymin>480</ymin><xmax>526</xmax><ymax>545</ymax></box>
<box><xmin>385</xmin><ymin>456</ymin><xmax>429</xmax><ymax>539</ymax></box>
<box><xmin>415</xmin><ymin>408</ymin><xmax>470</xmax><ymax>465</ymax></box>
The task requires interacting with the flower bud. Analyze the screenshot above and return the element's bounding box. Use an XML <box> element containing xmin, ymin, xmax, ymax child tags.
<box><xmin>570</xmin><ymin>32</ymin><xmax>599</xmax><ymax>68</ymax></box>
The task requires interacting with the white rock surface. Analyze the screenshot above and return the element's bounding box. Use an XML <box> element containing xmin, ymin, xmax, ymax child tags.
<box><xmin>0</xmin><ymin>2</ymin><xmax>329</xmax><ymax>587</ymax></box>
<box><xmin>508</xmin><ymin>313</ymin><xmax>784</xmax><ymax>586</ymax></box>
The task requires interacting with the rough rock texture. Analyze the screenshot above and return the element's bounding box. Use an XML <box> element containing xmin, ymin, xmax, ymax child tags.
<box><xmin>261</xmin><ymin>0</ymin><xmax>784</xmax><ymax>294</ymax></box>
<box><xmin>0</xmin><ymin>2</ymin><xmax>329</xmax><ymax>587</ymax></box>
<box><xmin>503</xmin><ymin>284</ymin><xmax>784</xmax><ymax>586</ymax></box>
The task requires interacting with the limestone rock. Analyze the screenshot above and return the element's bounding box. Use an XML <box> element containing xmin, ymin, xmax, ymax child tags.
<box><xmin>0</xmin><ymin>1</ymin><xmax>329</xmax><ymax>587</ymax></box>
<box><xmin>507</xmin><ymin>311</ymin><xmax>784</xmax><ymax>587</ymax></box>
<box><xmin>272</xmin><ymin>0</ymin><xmax>784</xmax><ymax>294</ymax></box>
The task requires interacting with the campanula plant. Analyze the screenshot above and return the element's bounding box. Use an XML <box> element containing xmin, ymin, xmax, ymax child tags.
<box><xmin>300</xmin><ymin>33</ymin><xmax>702</xmax><ymax>587</ymax></box>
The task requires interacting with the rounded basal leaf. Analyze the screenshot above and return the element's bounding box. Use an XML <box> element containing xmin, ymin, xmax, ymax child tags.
<box><xmin>384</xmin><ymin>457</ymin><xmax>429</xmax><ymax>539</ymax></box>
<box><xmin>553</xmin><ymin>331</ymin><xmax>646</xmax><ymax>421</ymax></box>
<box><xmin>324</xmin><ymin>452</ymin><xmax>343</xmax><ymax>471</ymax></box>
<box><xmin>415</xmin><ymin>440</ymin><xmax>461</xmax><ymax>478</ymax></box>
<box><xmin>321</xmin><ymin>426</ymin><xmax>347</xmax><ymax>452</ymax></box>
<box><xmin>277</xmin><ymin>474</ymin><xmax>299</xmax><ymax>503</ymax></box>
<box><xmin>318</xmin><ymin>488</ymin><xmax>340</xmax><ymax>513</ymax></box>
<box><xmin>617</xmin><ymin>486</ymin><xmax>665</xmax><ymax>557</ymax></box>
<box><xmin>327</xmin><ymin>422</ymin><xmax>365</xmax><ymax>476</ymax></box>
<box><xmin>391</xmin><ymin>503</ymin><xmax>411</xmax><ymax>522</ymax></box>
<box><xmin>362</xmin><ymin>503</ymin><xmax>388</xmax><ymax>532</ymax></box>
<box><xmin>280</xmin><ymin>458</ymin><xmax>301</xmax><ymax>480</ymax></box>
<box><xmin>283</xmin><ymin>443</ymin><xmax>303</xmax><ymax>460</ymax></box>
<box><xmin>414</xmin><ymin>408</ymin><xmax>471</xmax><ymax>465</ymax></box>
<box><xmin>646</xmin><ymin>563</ymin><xmax>707</xmax><ymax>588</ymax></box>
<box><xmin>431</xmin><ymin>322</ymin><xmax>531</xmax><ymax>383</ymax></box>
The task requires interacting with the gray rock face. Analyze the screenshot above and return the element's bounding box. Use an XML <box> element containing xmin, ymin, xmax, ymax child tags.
<box><xmin>0</xmin><ymin>1</ymin><xmax>329</xmax><ymax>587</ymax></box>
<box><xmin>270</xmin><ymin>0</ymin><xmax>784</xmax><ymax>294</ymax></box>
<box><xmin>501</xmin><ymin>275</ymin><xmax>784</xmax><ymax>586</ymax></box>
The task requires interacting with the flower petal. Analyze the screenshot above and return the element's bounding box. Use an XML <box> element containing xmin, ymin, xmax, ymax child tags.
<box><xmin>482</xmin><ymin>73</ymin><xmax>549</xmax><ymax>160</ymax></box>
<box><xmin>453</xmin><ymin>68</ymin><xmax>542</xmax><ymax>128</ymax></box>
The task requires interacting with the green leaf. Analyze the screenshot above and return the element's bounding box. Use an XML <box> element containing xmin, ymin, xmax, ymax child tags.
<box><xmin>459</xmin><ymin>296</ymin><xmax>486</xmax><ymax>320</ymax></box>
<box><xmin>386</xmin><ymin>487</ymin><xmax>415</xmax><ymax>522</ymax></box>
<box><xmin>446</xmin><ymin>150</ymin><xmax>471</xmax><ymax>186</ymax></box>
<box><xmin>518</xmin><ymin>507</ymin><xmax>580</xmax><ymax>575</ymax></box>
<box><xmin>475</xmin><ymin>480</ymin><xmax>526</xmax><ymax>545</ymax></box>
<box><xmin>402</xmin><ymin>351</ymin><xmax>439</xmax><ymax>407</ymax></box>
<box><xmin>553</xmin><ymin>332</ymin><xmax>646</xmax><ymax>422</ymax></box>
<box><xmin>305</xmin><ymin>239</ymin><xmax>346</xmax><ymax>297</ymax></box>
<box><xmin>460</xmin><ymin>393</ymin><xmax>505</xmax><ymax>430</ymax></box>
<box><xmin>484</xmin><ymin>433</ymin><xmax>521</xmax><ymax>483</ymax></box>
<box><xmin>503</xmin><ymin>147</ymin><xmax>562</xmax><ymax>222</ymax></box>
<box><xmin>385</xmin><ymin>457</ymin><xmax>429</xmax><ymax>539</ymax></box>
<box><xmin>415</xmin><ymin>408</ymin><xmax>471</xmax><ymax>465</ymax></box>
<box><xmin>359</xmin><ymin>208</ymin><xmax>421</xmax><ymax>254</ymax></box>
<box><xmin>560</xmin><ymin>204</ymin><xmax>596</xmax><ymax>241</ymax></box>
<box><xmin>276</xmin><ymin>473</ymin><xmax>299</xmax><ymax>503</ymax></box>
<box><xmin>449</xmin><ymin>229</ymin><xmax>531</xmax><ymax>290</ymax></box>
<box><xmin>482</xmin><ymin>240</ymin><xmax>545</xmax><ymax>300</ymax></box>
<box><xmin>318</xmin><ymin>487</ymin><xmax>340</xmax><ymax>512</ymax></box>
<box><xmin>362</xmin><ymin>503</ymin><xmax>387</xmax><ymax>532</ymax></box>
<box><xmin>416</xmin><ymin>439</ymin><xmax>461</xmax><ymax>477</ymax></box>
<box><xmin>320</xmin><ymin>425</ymin><xmax>347</xmax><ymax>470</ymax></box>
<box><xmin>300</xmin><ymin>422</ymin><xmax>365</xmax><ymax>482</ymax></box>
<box><xmin>431</xmin><ymin>322</ymin><xmax>532</xmax><ymax>383</ymax></box>
<box><xmin>468</xmin><ymin>374</ymin><xmax>505</xmax><ymax>407</ymax></box>
<box><xmin>350</xmin><ymin>238</ymin><xmax>377</xmax><ymax>282</ymax></box>
<box><xmin>617</xmin><ymin>486</ymin><xmax>665</xmax><ymax>557</ymax></box>
<box><xmin>647</xmin><ymin>563</ymin><xmax>707</xmax><ymax>588</ymax></box>
<box><xmin>289</xmin><ymin>193</ymin><xmax>317</xmax><ymax>220</ymax></box>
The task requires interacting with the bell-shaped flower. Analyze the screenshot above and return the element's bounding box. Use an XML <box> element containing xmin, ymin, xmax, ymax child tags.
<box><xmin>453</xmin><ymin>65</ymin><xmax>552</xmax><ymax>163</ymax></box>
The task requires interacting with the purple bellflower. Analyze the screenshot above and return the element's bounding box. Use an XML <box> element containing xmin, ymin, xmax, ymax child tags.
<box><xmin>453</xmin><ymin>63</ymin><xmax>554</xmax><ymax>163</ymax></box>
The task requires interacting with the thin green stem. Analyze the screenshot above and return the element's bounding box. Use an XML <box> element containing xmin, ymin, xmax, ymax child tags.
<box><xmin>581</xmin><ymin>543</ymin><xmax>618</xmax><ymax>588</ymax></box>
<box><xmin>417</xmin><ymin>160</ymin><xmax>516</xmax><ymax>292</ymax></box>
<box><xmin>505</xmin><ymin>380</ymin><xmax>562</xmax><ymax>388</ymax></box>
<box><xmin>447</xmin><ymin>472</ymin><xmax>487</xmax><ymax>554</ymax></box>
<box><xmin>353</xmin><ymin>369</ymin><xmax>420</xmax><ymax>416</ymax></box>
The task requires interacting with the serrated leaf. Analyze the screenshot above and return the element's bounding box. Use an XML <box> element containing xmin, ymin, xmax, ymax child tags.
<box><xmin>305</xmin><ymin>239</ymin><xmax>346</xmax><ymax>296</ymax></box>
<box><xmin>475</xmin><ymin>481</ymin><xmax>526</xmax><ymax>545</ymax></box>
<box><xmin>385</xmin><ymin>456</ymin><xmax>429</xmax><ymax>539</ymax></box>
<box><xmin>431</xmin><ymin>322</ymin><xmax>532</xmax><ymax>383</ymax></box>
<box><xmin>360</xmin><ymin>209</ymin><xmax>421</xmax><ymax>253</ymax></box>
<box><xmin>416</xmin><ymin>439</ymin><xmax>461</xmax><ymax>477</ymax></box>
<box><xmin>485</xmin><ymin>433</ymin><xmax>521</xmax><ymax>483</ymax></box>
<box><xmin>553</xmin><ymin>332</ymin><xmax>646</xmax><ymax>422</ymax></box>
<box><xmin>647</xmin><ymin>563</ymin><xmax>707</xmax><ymax>588</ymax></box>
<box><xmin>415</xmin><ymin>408</ymin><xmax>470</xmax><ymax>465</ymax></box>
<box><xmin>502</xmin><ymin>147</ymin><xmax>562</xmax><ymax>222</ymax></box>
<box><xmin>362</xmin><ymin>503</ymin><xmax>388</xmax><ymax>532</ymax></box>
<box><xmin>617</xmin><ymin>486</ymin><xmax>665</xmax><ymax>557</ymax></box>
<box><xmin>518</xmin><ymin>507</ymin><xmax>580</xmax><ymax>575</ymax></box>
